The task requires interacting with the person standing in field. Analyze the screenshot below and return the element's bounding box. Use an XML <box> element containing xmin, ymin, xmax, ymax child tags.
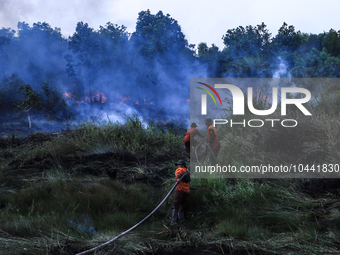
<box><xmin>205</xmin><ymin>118</ymin><xmax>220</xmax><ymax>165</ymax></box>
<box><xmin>171</xmin><ymin>159</ymin><xmax>190</xmax><ymax>225</ymax></box>
<box><xmin>184</xmin><ymin>123</ymin><xmax>204</xmax><ymax>153</ymax></box>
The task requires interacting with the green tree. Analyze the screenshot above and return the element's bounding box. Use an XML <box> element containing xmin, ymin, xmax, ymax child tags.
<box><xmin>12</xmin><ymin>22</ymin><xmax>68</xmax><ymax>86</ymax></box>
<box><xmin>99</xmin><ymin>22</ymin><xmax>129</xmax><ymax>47</ymax></box>
<box><xmin>322</xmin><ymin>29</ymin><xmax>340</xmax><ymax>57</ymax></box>
<box><xmin>221</xmin><ymin>23</ymin><xmax>272</xmax><ymax>77</ymax></box>
<box><xmin>222</xmin><ymin>22</ymin><xmax>271</xmax><ymax>58</ymax></box>
<box><xmin>40</xmin><ymin>80</ymin><xmax>67</xmax><ymax>117</ymax></box>
<box><xmin>268</xmin><ymin>23</ymin><xmax>306</xmax><ymax>76</ymax></box>
<box><xmin>291</xmin><ymin>47</ymin><xmax>340</xmax><ymax>78</ymax></box>
<box><xmin>131</xmin><ymin>10</ymin><xmax>189</xmax><ymax>57</ymax></box>
<box><xmin>197</xmin><ymin>43</ymin><xmax>223</xmax><ymax>76</ymax></box>
<box><xmin>69</xmin><ymin>21</ymin><xmax>128</xmax><ymax>69</ymax></box>
<box><xmin>128</xmin><ymin>10</ymin><xmax>194</xmax><ymax>102</ymax></box>
<box><xmin>299</xmin><ymin>33</ymin><xmax>324</xmax><ymax>53</ymax></box>
<box><xmin>272</xmin><ymin>22</ymin><xmax>303</xmax><ymax>53</ymax></box>
<box><xmin>198</xmin><ymin>42</ymin><xmax>209</xmax><ymax>56</ymax></box>
<box><xmin>67</xmin><ymin>21</ymin><xmax>129</xmax><ymax>99</ymax></box>
<box><xmin>14</xmin><ymin>84</ymin><xmax>41</xmax><ymax>130</ymax></box>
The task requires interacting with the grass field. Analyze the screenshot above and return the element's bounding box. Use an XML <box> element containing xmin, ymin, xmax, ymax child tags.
<box><xmin>1</xmin><ymin>93</ymin><xmax>340</xmax><ymax>254</ymax></box>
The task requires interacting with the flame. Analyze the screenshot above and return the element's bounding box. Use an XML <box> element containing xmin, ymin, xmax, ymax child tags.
<box><xmin>120</xmin><ymin>95</ymin><xmax>131</xmax><ymax>105</ymax></box>
<box><xmin>64</xmin><ymin>92</ymin><xmax>73</xmax><ymax>99</ymax></box>
<box><xmin>64</xmin><ymin>90</ymin><xmax>108</xmax><ymax>104</ymax></box>
<box><xmin>95</xmin><ymin>92</ymin><xmax>107</xmax><ymax>103</ymax></box>
<box><xmin>186</xmin><ymin>99</ymin><xmax>190</xmax><ymax>103</ymax></box>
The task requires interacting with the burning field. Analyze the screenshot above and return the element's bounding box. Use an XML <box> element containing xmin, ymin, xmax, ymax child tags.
<box><xmin>1</xmin><ymin>9</ymin><xmax>340</xmax><ymax>254</ymax></box>
<box><xmin>1</xmin><ymin>114</ymin><xmax>340</xmax><ymax>255</ymax></box>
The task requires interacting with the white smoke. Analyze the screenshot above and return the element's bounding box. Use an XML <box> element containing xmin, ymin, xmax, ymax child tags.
<box><xmin>272</xmin><ymin>57</ymin><xmax>291</xmax><ymax>78</ymax></box>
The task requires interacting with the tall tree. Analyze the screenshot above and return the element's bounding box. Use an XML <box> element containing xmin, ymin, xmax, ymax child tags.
<box><xmin>272</xmin><ymin>22</ymin><xmax>303</xmax><ymax>53</ymax></box>
<box><xmin>129</xmin><ymin>10</ymin><xmax>194</xmax><ymax>104</ymax></box>
<box><xmin>68</xmin><ymin>21</ymin><xmax>129</xmax><ymax>98</ymax></box>
<box><xmin>8</xmin><ymin>22</ymin><xmax>68</xmax><ymax>87</ymax></box>
<box><xmin>197</xmin><ymin>43</ymin><xmax>224</xmax><ymax>77</ymax></box>
<box><xmin>131</xmin><ymin>10</ymin><xmax>189</xmax><ymax>58</ymax></box>
<box><xmin>223</xmin><ymin>22</ymin><xmax>271</xmax><ymax>59</ymax></box>
<box><xmin>221</xmin><ymin>23</ymin><xmax>272</xmax><ymax>77</ymax></box>
<box><xmin>14</xmin><ymin>84</ymin><xmax>41</xmax><ymax>130</ymax></box>
<box><xmin>322</xmin><ymin>29</ymin><xmax>340</xmax><ymax>57</ymax></box>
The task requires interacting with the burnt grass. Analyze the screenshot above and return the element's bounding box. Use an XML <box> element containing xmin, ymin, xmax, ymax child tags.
<box><xmin>1</xmin><ymin>129</ymin><xmax>340</xmax><ymax>255</ymax></box>
<box><xmin>0</xmin><ymin>131</ymin><xmax>176</xmax><ymax>189</ymax></box>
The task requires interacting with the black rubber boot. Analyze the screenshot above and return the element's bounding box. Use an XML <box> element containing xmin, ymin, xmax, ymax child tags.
<box><xmin>178</xmin><ymin>212</ymin><xmax>185</xmax><ymax>224</ymax></box>
<box><xmin>171</xmin><ymin>209</ymin><xmax>178</xmax><ymax>225</ymax></box>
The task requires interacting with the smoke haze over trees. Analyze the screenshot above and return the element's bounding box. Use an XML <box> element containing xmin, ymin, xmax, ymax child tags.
<box><xmin>1</xmin><ymin>10</ymin><xmax>340</xmax><ymax>129</ymax></box>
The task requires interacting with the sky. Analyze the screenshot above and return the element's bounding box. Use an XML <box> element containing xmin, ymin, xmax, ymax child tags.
<box><xmin>0</xmin><ymin>0</ymin><xmax>339</xmax><ymax>50</ymax></box>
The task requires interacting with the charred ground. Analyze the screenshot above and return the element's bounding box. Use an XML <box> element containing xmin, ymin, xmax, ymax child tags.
<box><xmin>1</xmin><ymin>117</ymin><xmax>340</xmax><ymax>255</ymax></box>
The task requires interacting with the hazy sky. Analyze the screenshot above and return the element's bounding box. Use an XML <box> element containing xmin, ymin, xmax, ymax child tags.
<box><xmin>1</xmin><ymin>0</ymin><xmax>339</xmax><ymax>49</ymax></box>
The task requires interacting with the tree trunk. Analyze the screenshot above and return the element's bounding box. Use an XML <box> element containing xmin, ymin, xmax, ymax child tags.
<box><xmin>25</xmin><ymin>110</ymin><xmax>32</xmax><ymax>131</ymax></box>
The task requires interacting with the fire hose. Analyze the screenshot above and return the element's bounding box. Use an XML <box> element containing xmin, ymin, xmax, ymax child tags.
<box><xmin>206</xmin><ymin>143</ymin><xmax>222</xmax><ymax>165</ymax></box>
<box><xmin>76</xmin><ymin>172</ymin><xmax>189</xmax><ymax>255</ymax></box>
<box><xmin>195</xmin><ymin>137</ymin><xmax>221</xmax><ymax>165</ymax></box>
<box><xmin>195</xmin><ymin>136</ymin><xmax>207</xmax><ymax>164</ymax></box>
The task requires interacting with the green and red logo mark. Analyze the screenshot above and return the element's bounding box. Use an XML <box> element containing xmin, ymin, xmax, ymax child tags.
<box><xmin>196</xmin><ymin>82</ymin><xmax>222</xmax><ymax>106</ymax></box>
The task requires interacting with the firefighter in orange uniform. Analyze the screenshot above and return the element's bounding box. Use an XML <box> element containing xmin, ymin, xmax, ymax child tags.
<box><xmin>171</xmin><ymin>159</ymin><xmax>190</xmax><ymax>225</ymax></box>
<box><xmin>184</xmin><ymin>123</ymin><xmax>204</xmax><ymax>153</ymax></box>
<box><xmin>205</xmin><ymin>118</ymin><xmax>220</xmax><ymax>165</ymax></box>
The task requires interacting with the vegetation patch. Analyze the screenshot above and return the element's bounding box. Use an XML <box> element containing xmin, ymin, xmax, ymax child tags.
<box><xmin>0</xmin><ymin>109</ymin><xmax>340</xmax><ymax>254</ymax></box>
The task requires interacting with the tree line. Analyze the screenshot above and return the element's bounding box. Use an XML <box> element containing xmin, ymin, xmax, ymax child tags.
<box><xmin>0</xmin><ymin>10</ymin><xmax>340</xmax><ymax>120</ymax></box>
